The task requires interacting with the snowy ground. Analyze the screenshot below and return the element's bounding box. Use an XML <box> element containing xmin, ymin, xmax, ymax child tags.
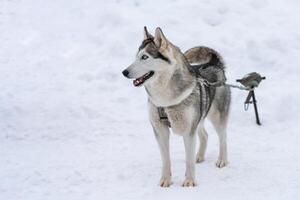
<box><xmin>1</xmin><ymin>0</ymin><xmax>300</xmax><ymax>199</ymax></box>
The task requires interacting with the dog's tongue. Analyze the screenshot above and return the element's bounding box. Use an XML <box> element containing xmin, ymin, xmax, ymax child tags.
<box><xmin>133</xmin><ymin>76</ymin><xmax>145</xmax><ymax>86</ymax></box>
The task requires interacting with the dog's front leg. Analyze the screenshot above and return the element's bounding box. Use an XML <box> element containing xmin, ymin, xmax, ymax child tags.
<box><xmin>152</xmin><ymin>124</ymin><xmax>172</xmax><ymax>187</ymax></box>
<box><xmin>149</xmin><ymin>101</ymin><xmax>172</xmax><ymax>187</ymax></box>
<box><xmin>182</xmin><ymin>133</ymin><xmax>197</xmax><ymax>187</ymax></box>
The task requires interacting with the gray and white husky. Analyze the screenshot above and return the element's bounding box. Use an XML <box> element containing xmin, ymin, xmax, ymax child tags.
<box><xmin>122</xmin><ymin>27</ymin><xmax>231</xmax><ymax>187</ymax></box>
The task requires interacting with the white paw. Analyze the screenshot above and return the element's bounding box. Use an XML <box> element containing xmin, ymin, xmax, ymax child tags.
<box><xmin>196</xmin><ymin>155</ymin><xmax>205</xmax><ymax>163</ymax></box>
<box><xmin>159</xmin><ymin>176</ymin><xmax>172</xmax><ymax>187</ymax></box>
<box><xmin>182</xmin><ymin>178</ymin><xmax>197</xmax><ymax>187</ymax></box>
<box><xmin>216</xmin><ymin>159</ymin><xmax>228</xmax><ymax>168</ymax></box>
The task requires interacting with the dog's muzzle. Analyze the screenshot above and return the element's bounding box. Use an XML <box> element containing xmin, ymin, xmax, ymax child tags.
<box><xmin>122</xmin><ymin>69</ymin><xmax>154</xmax><ymax>87</ymax></box>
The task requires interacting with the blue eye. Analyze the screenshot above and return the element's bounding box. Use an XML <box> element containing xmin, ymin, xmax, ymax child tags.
<box><xmin>141</xmin><ymin>55</ymin><xmax>148</xmax><ymax>60</ymax></box>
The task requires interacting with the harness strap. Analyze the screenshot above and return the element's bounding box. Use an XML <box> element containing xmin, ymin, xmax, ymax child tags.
<box><xmin>205</xmin><ymin>86</ymin><xmax>215</xmax><ymax>117</ymax></box>
<box><xmin>158</xmin><ymin>107</ymin><xmax>171</xmax><ymax>127</ymax></box>
<box><xmin>198</xmin><ymin>82</ymin><xmax>203</xmax><ymax>120</ymax></box>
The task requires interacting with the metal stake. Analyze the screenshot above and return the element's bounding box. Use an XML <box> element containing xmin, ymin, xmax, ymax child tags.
<box><xmin>244</xmin><ymin>89</ymin><xmax>261</xmax><ymax>125</ymax></box>
<box><xmin>251</xmin><ymin>90</ymin><xmax>261</xmax><ymax>125</ymax></box>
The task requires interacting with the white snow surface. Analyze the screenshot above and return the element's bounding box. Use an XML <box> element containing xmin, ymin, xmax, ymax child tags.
<box><xmin>1</xmin><ymin>0</ymin><xmax>300</xmax><ymax>199</ymax></box>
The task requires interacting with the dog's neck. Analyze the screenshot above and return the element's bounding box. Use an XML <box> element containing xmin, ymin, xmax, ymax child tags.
<box><xmin>145</xmin><ymin>59</ymin><xmax>196</xmax><ymax>107</ymax></box>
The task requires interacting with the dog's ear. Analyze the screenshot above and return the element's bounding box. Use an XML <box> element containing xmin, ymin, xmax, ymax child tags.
<box><xmin>154</xmin><ymin>27</ymin><xmax>168</xmax><ymax>51</ymax></box>
<box><xmin>143</xmin><ymin>26</ymin><xmax>153</xmax><ymax>40</ymax></box>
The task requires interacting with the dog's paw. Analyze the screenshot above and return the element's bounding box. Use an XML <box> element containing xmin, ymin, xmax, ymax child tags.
<box><xmin>216</xmin><ymin>159</ymin><xmax>228</xmax><ymax>168</ymax></box>
<box><xmin>196</xmin><ymin>155</ymin><xmax>205</xmax><ymax>163</ymax></box>
<box><xmin>159</xmin><ymin>177</ymin><xmax>172</xmax><ymax>187</ymax></box>
<box><xmin>182</xmin><ymin>178</ymin><xmax>197</xmax><ymax>187</ymax></box>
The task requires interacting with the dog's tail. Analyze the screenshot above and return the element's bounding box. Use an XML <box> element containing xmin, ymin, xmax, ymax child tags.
<box><xmin>184</xmin><ymin>46</ymin><xmax>226</xmax><ymax>83</ymax></box>
<box><xmin>197</xmin><ymin>52</ymin><xmax>223</xmax><ymax>70</ymax></box>
<box><xmin>184</xmin><ymin>46</ymin><xmax>225</xmax><ymax>70</ymax></box>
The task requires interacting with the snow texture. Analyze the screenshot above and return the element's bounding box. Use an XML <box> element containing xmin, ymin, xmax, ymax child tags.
<box><xmin>0</xmin><ymin>0</ymin><xmax>300</xmax><ymax>199</ymax></box>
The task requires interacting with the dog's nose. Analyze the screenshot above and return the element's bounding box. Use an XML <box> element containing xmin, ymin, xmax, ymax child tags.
<box><xmin>122</xmin><ymin>70</ymin><xmax>129</xmax><ymax>77</ymax></box>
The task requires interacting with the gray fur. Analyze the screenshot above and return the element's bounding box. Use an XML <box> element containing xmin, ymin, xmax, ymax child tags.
<box><xmin>123</xmin><ymin>27</ymin><xmax>231</xmax><ymax>187</ymax></box>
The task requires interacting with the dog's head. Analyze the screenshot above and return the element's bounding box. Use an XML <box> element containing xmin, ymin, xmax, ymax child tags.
<box><xmin>122</xmin><ymin>27</ymin><xmax>176</xmax><ymax>87</ymax></box>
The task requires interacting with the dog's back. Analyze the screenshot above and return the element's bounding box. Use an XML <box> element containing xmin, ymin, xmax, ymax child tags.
<box><xmin>185</xmin><ymin>46</ymin><xmax>231</xmax><ymax>124</ymax></box>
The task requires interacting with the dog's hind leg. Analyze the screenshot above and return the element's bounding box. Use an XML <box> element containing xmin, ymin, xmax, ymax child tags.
<box><xmin>208</xmin><ymin>86</ymin><xmax>230</xmax><ymax>168</ymax></box>
<box><xmin>211</xmin><ymin>117</ymin><xmax>228</xmax><ymax>168</ymax></box>
<box><xmin>196</xmin><ymin>122</ymin><xmax>208</xmax><ymax>163</ymax></box>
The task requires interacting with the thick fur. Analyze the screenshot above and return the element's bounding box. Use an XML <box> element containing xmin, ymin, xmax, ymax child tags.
<box><xmin>123</xmin><ymin>27</ymin><xmax>231</xmax><ymax>187</ymax></box>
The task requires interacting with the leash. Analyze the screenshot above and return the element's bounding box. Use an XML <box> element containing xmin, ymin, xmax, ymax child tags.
<box><xmin>199</xmin><ymin>79</ymin><xmax>252</xmax><ymax>91</ymax></box>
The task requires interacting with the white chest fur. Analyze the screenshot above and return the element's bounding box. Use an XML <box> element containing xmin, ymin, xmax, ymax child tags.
<box><xmin>147</xmin><ymin>83</ymin><xmax>195</xmax><ymax>107</ymax></box>
<box><xmin>145</xmin><ymin>69</ymin><xmax>196</xmax><ymax>107</ymax></box>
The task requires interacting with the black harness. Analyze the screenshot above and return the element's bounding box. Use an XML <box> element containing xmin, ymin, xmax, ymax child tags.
<box><xmin>157</xmin><ymin>64</ymin><xmax>220</xmax><ymax>127</ymax></box>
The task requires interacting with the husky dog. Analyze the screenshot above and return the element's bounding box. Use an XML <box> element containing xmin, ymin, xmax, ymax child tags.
<box><xmin>122</xmin><ymin>27</ymin><xmax>231</xmax><ymax>187</ymax></box>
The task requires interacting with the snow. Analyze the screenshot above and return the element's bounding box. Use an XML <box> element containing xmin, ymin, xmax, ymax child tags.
<box><xmin>0</xmin><ymin>0</ymin><xmax>300</xmax><ymax>199</ymax></box>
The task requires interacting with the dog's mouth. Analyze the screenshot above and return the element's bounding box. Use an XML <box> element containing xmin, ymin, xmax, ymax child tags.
<box><xmin>133</xmin><ymin>71</ymin><xmax>154</xmax><ymax>87</ymax></box>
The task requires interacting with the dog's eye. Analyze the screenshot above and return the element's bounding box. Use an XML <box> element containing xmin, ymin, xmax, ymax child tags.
<box><xmin>141</xmin><ymin>55</ymin><xmax>148</xmax><ymax>60</ymax></box>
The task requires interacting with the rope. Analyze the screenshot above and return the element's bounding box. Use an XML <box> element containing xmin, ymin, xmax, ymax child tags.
<box><xmin>198</xmin><ymin>78</ymin><xmax>253</xmax><ymax>91</ymax></box>
<box><xmin>225</xmin><ymin>83</ymin><xmax>253</xmax><ymax>91</ymax></box>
